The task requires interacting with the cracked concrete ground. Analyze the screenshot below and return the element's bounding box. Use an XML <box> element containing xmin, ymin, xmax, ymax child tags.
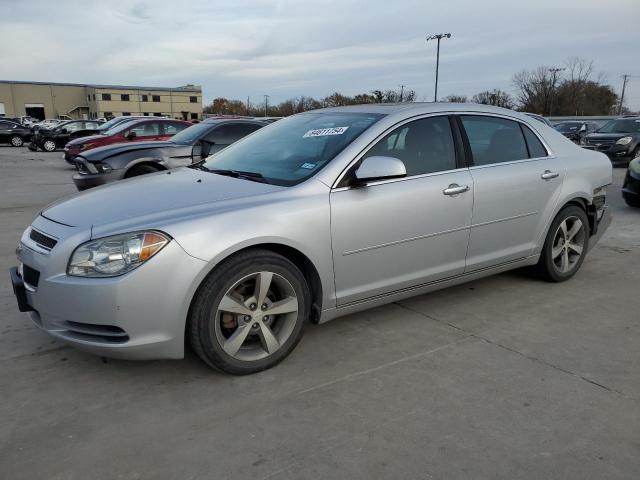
<box><xmin>0</xmin><ymin>146</ymin><xmax>638</xmax><ymax>479</ymax></box>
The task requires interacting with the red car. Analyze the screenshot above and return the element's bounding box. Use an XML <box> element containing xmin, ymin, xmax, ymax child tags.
<box><xmin>64</xmin><ymin>118</ymin><xmax>190</xmax><ymax>163</ymax></box>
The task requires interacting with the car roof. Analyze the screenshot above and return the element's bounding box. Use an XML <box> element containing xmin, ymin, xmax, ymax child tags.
<box><xmin>311</xmin><ymin>102</ymin><xmax>534</xmax><ymax>120</ymax></box>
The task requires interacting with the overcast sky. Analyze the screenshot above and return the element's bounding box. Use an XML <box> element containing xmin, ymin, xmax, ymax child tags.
<box><xmin>2</xmin><ymin>0</ymin><xmax>639</xmax><ymax>109</ymax></box>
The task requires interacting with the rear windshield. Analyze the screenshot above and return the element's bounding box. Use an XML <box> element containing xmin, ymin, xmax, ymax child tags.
<box><xmin>202</xmin><ymin>112</ymin><xmax>384</xmax><ymax>186</ymax></box>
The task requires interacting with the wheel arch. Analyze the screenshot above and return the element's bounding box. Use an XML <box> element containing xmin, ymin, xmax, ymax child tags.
<box><xmin>187</xmin><ymin>242</ymin><xmax>324</xmax><ymax>325</ymax></box>
<box><xmin>124</xmin><ymin>158</ymin><xmax>167</xmax><ymax>177</ymax></box>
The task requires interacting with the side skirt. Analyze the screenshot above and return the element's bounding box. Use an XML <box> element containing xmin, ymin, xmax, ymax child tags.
<box><xmin>318</xmin><ymin>255</ymin><xmax>540</xmax><ymax>324</ymax></box>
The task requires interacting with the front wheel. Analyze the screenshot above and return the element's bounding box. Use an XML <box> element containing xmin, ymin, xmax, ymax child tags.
<box><xmin>535</xmin><ymin>205</ymin><xmax>589</xmax><ymax>282</ymax></box>
<box><xmin>42</xmin><ymin>139</ymin><xmax>57</xmax><ymax>152</ymax></box>
<box><xmin>10</xmin><ymin>135</ymin><xmax>24</xmax><ymax>147</ymax></box>
<box><xmin>188</xmin><ymin>249</ymin><xmax>310</xmax><ymax>375</ymax></box>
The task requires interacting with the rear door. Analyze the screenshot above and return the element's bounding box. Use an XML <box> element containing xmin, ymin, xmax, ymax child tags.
<box><xmin>458</xmin><ymin>114</ymin><xmax>564</xmax><ymax>271</ymax></box>
<box><xmin>0</xmin><ymin>121</ymin><xmax>14</xmax><ymax>142</ymax></box>
<box><xmin>330</xmin><ymin>115</ymin><xmax>473</xmax><ymax>305</ymax></box>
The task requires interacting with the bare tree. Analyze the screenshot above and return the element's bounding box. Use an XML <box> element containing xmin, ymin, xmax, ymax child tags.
<box><xmin>512</xmin><ymin>66</ymin><xmax>555</xmax><ymax>114</ymax></box>
<box><xmin>443</xmin><ymin>94</ymin><xmax>468</xmax><ymax>103</ymax></box>
<box><xmin>471</xmin><ymin>90</ymin><xmax>514</xmax><ymax>109</ymax></box>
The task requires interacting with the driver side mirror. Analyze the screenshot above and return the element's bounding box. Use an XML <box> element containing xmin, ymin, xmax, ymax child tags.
<box><xmin>126</xmin><ymin>131</ymin><xmax>136</xmax><ymax>140</ymax></box>
<box><xmin>199</xmin><ymin>139</ymin><xmax>215</xmax><ymax>158</ymax></box>
<box><xmin>579</xmin><ymin>124</ymin><xmax>587</xmax><ymax>133</ymax></box>
<box><xmin>352</xmin><ymin>156</ymin><xmax>406</xmax><ymax>186</ymax></box>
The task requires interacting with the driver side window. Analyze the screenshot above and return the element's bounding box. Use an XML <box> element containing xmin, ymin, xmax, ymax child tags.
<box><xmin>362</xmin><ymin>116</ymin><xmax>457</xmax><ymax>176</ymax></box>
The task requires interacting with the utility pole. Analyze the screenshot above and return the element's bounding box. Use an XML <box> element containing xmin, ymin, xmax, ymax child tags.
<box><xmin>264</xmin><ymin>95</ymin><xmax>269</xmax><ymax>117</ymax></box>
<box><xmin>426</xmin><ymin>33</ymin><xmax>451</xmax><ymax>102</ymax></box>
<box><xmin>246</xmin><ymin>96</ymin><xmax>250</xmax><ymax>116</ymax></box>
<box><xmin>618</xmin><ymin>74</ymin><xmax>629</xmax><ymax>115</ymax></box>
<box><xmin>548</xmin><ymin>67</ymin><xmax>565</xmax><ymax>116</ymax></box>
<box><xmin>399</xmin><ymin>84</ymin><xmax>405</xmax><ymax>102</ymax></box>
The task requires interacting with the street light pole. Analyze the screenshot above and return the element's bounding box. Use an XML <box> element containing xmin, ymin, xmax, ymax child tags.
<box><xmin>264</xmin><ymin>95</ymin><xmax>269</xmax><ymax>117</ymax></box>
<box><xmin>399</xmin><ymin>84</ymin><xmax>405</xmax><ymax>102</ymax></box>
<box><xmin>426</xmin><ymin>33</ymin><xmax>451</xmax><ymax>102</ymax></box>
<box><xmin>548</xmin><ymin>67</ymin><xmax>565</xmax><ymax>116</ymax></box>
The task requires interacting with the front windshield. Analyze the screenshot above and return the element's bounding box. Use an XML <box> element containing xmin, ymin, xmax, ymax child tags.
<box><xmin>97</xmin><ymin>117</ymin><xmax>124</xmax><ymax>132</ymax></box>
<box><xmin>171</xmin><ymin>122</ymin><xmax>213</xmax><ymax>145</ymax></box>
<box><xmin>597</xmin><ymin>119</ymin><xmax>640</xmax><ymax>134</ymax></box>
<box><xmin>202</xmin><ymin>112</ymin><xmax>383</xmax><ymax>186</ymax></box>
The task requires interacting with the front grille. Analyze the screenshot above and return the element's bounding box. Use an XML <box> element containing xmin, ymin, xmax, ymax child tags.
<box><xmin>29</xmin><ymin>228</ymin><xmax>57</xmax><ymax>250</ymax></box>
<box><xmin>586</xmin><ymin>139</ymin><xmax>615</xmax><ymax>151</ymax></box>
<box><xmin>22</xmin><ymin>264</ymin><xmax>40</xmax><ymax>287</ymax></box>
<box><xmin>55</xmin><ymin>321</ymin><xmax>129</xmax><ymax>344</ymax></box>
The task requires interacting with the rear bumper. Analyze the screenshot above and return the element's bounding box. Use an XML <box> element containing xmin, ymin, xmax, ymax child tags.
<box><xmin>588</xmin><ymin>205</ymin><xmax>611</xmax><ymax>252</ymax></box>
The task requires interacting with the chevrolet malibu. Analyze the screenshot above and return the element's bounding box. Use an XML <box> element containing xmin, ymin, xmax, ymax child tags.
<box><xmin>10</xmin><ymin>103</ymin><xmax>612</xmax><ymax>375</ymax></box>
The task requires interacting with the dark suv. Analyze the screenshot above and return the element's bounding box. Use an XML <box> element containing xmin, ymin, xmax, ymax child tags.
<box><xmin>554</xmin><ymin>121</ymin><xmax>598</xmax><ymax>143</ymax></box>
<box><xmin>580</xmin><ymin>117</ymin><xmax>640</xmax><ymax>166</ymax></box>
<box><xmin>72</xmin><ymin>118</ymin><xmax>267</xmax><ymax>190</ymax></box>
<box><xmin>29</xmin><ymin>120</ymin><xmax>102</xmax><ymax>152</ymax></box>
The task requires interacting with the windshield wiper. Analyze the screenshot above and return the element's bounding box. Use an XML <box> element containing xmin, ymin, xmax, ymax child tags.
<box><xmin>207</xmin><ymin>169</ymin><xmax>270</xmax><ymax>184</ymax></box>
<box><xmin>190</xmin><ymin>163</ymin><xmax>212</xmax><ymax>172</ymax></box>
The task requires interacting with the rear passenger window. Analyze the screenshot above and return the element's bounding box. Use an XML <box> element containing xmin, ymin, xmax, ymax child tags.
<box><xmin>522</xmin><ymin>125</ymin><xmax>548</xmax><ymax>158</ymax></box>
<box><xmin>362</xmin><ymin>116</ymin><xmax>456</xmax><ymax>176</ymax></box>
<box><xmin>460</xmin><ymin>116</ymin><xmax>528</xmax><ymax>165</ymax></box>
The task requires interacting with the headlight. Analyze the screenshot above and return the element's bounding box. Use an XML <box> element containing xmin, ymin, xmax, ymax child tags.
<box><xmin>67</xmin><ymin>231</ymin><xmax>170</xmax><ymax>277</ymax></box>
<box><xmin>94</xmin><ymin>162</ymin><xmax>112</xmax><ymax>173</ymax></box>
<box><xmin>616</xmin><ymin>136</ymin><xmax>632</xmax><ymax>145</ymax></box>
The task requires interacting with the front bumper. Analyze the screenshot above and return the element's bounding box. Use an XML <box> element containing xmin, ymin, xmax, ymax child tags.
<box><xmin>10</xmin><ymin>215</ymin><xmax>208</xmax><ymax>360</ymax></box>
<box><xmin>72</xmin><ymin>169</ymin><xmax>125</xmax><ymax>190</ymax></box>
<box><xmin>582</xmin><ymin>144</ymin><xmax>635</xmax><ymax>166</ymax></box>
<box><xmin>622</xmin><ymin>170</ymin><xmax>640</xmax><ymax>200</ymax></box>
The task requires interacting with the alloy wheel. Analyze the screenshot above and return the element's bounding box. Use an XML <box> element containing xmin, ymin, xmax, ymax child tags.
<box><xmin>10</xmin><ymin>136</ymin><xmax>23</xmax><ymax>147</ymax></box>
<box><xmin>43</xmin><ymin>140</ymin><xmax>56</xmax><ymax>152</ymax></box>
<box><xmin>213</xmin><ymin>271</ymin><xmax>299</xmax><ymax>362</ymax></box>
<box><xmin>551</xmin><ymin>216</ymin><xmax>586</xmax><ymax>274</ymax></box>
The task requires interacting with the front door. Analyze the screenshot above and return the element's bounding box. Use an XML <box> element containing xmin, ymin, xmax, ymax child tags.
<box><xmin>458</xmin><ymin>115</ymin><xmax>565</xmax><ymax>270</ymax></box>
<box><xmin>330</xmin><ymin>115</ymin><xmax>474</xmax><ymax>305</ymax></box>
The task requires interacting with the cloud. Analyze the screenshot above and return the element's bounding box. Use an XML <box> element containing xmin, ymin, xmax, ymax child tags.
<box><xmin>1</xmin><ymin>0</ymin><xmax>639</xmax><ymax>108</ymax></box>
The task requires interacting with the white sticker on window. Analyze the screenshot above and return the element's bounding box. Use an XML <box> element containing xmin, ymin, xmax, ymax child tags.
<box><xmin>303</xmin><ymin>126</ymin><xmax>349</xmax><ymax>138</ymax></box>
<box><xmin>300</xmin><ymin>163</ymin><xmax>316</xmax><ymax>169</ymax></box>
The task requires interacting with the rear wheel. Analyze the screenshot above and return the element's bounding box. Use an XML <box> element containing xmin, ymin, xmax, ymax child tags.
<box><xmin>535</xmin><ymin>205</ymin><xmax>589</xmax><ymax>282</ymax></box>
<box><xmin>42</xmin><ymin>139</ymin><xmax>57</xmax><ymax>152</ymax></box>
<box><xmin>125</xmin><ymin>164</ymin><xmax>161</xmax><ymax>178</ymax></box>
<box><xmin>10</xmin><ymin>135</ymin><xmax>23</xmax><ymax>147</ymax></box>
<box><xmin>188</xmin><ymin>249</ymin><xmax>310</xmax><ymax>375</ymax></box>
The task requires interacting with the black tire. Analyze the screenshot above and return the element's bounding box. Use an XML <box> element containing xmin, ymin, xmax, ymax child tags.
<box><xmin>188</xmin><ymin>249</ymin><xmax>311</xmax><ymax>375</ymax></box>
<box><xmin>125</xmin><ymin>164</ymin><xmax>161</xmax><ymax>178</ymax></box>
<box><xmin>534</xmin><ymin>205</ymin><xmax>590</xmax><ymax>282</ymax></box>
<box><xmin>10</xmin><ymin>135</ymin><xmax>24</xmax><ymax>147</ymax></box>
<box><xmin>623</xmin><ymin>194</ymin><xmax>640</xmax><ymax>208</ymax></box>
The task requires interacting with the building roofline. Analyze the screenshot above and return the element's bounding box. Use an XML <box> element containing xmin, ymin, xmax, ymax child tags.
<box><xmin>0</xmin><ymin>80</ymin><xmax>201</xmax><ymax>92</ymax></box>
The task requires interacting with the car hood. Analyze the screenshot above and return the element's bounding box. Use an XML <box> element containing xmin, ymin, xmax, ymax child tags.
<box><xmin>66</xmin><ymin>133</ymin><xmax>108</xmax><ymax>146</ymax></box>
<box><xmin>42</xmin><ymin>167</ymin><xmax>285</xmax><ymax>229</ymax></box>
<box><xmin>586</xmin><ymin>132</ymin><xmax>633</xmax><ymax>140</ymax></box>
<box><xmin>82</xmin><ymin>141</ymin><xmax>177</xmax><ymax>161</ymax></box>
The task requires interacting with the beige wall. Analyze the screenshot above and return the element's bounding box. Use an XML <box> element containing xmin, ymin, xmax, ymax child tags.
<box><xmin>0</xmin><ymin>83</ymin><xmax>89</xmax><ymax>119</ymax></box>
<box><xmin>0</xmin><ymin>82</ymin><xmax>202</xmax><ymax>120</ymax></box>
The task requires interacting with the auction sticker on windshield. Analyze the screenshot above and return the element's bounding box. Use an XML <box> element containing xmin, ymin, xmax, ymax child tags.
<box><xmin>303</xmin><ymin>126</ymin><xmax>349</xmax><ymax>138</ymax></box>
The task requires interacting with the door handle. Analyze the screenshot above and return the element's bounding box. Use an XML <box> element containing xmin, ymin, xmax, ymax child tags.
<box><xmin>443</xmin><ymin>184</ymin><xmax>470</xmax><ymax>196</ymax></box>
<box><xmin>541</xmin><ymin>170</ymin><xmax>559</xmax><ymax>180</ymax></box>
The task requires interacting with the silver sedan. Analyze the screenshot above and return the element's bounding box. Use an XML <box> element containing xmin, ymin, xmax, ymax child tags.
<box><xmin>10</xmin><ymin>103</ymin><xmax>612</xmax><ymax>374</ymax></box>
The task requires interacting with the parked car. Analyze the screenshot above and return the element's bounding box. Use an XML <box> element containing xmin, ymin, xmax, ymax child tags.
<box><xmin>72</xmin><ymin>119</ymin><xmax>266</xmax><ymax>190</ymax></box>
<box><xmin>29</xmin><ymin>120</ymin><xmax>102</xmax><ymax>152</ymax></box>
<box><xmin>63</xmin><ymin>118</ymin><xmax>190</xmax><ymax>162</ymax></box>
<box><xmin>0</xmin><ymin>119</ymin><xmax>33</xmax><ymax>146</ymax></box>
<box><xmin>32</xmin><ymin>119</ymin><xmax>65</xmax><ymax>131</ymax></box>
<box><xmin>525</xmin><ymin>113</ymin><xmax>554</xmax><ymax>127</ymax></box>
<box><xmin>622</xmin><ymin>155</ymin><xmax>640</xmax><ymax>207</ymax></box>
<box><xmin>580</xmin><ymin>116</ymin><xmax>640</xmax><ymax>166</ymax></box>
<box><xmin>554</xmin><ymin>121</ymin><xmax>598</xmax><ymax>143</ymax></box>
<box><xmin>10</xmin><ymin>103</ymin><xmax>612</xmax><ymax>375</ymax></box>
